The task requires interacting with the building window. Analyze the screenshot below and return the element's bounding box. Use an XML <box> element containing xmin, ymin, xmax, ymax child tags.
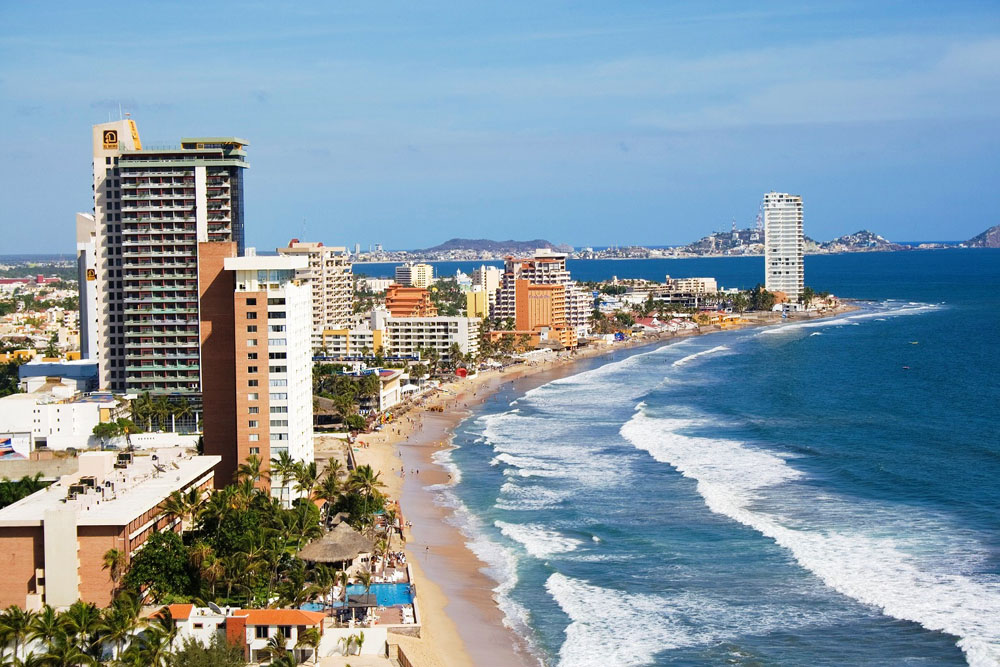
<box><xmin>270</xmin><ymin>406</ymin><xmax>288</xmax><ymax>413</ymax></box>
<box><xmin>255</xmin><ymin>625</ymin><xmax>269</xmax><ymax>639</ymax></box>
<box><xmin>269</xmin><ymin>379</ymin><xmax>287</xmax><ymax>387</ymax></box>
<box><xmin>268</xmin><ymin>311</ymin><xmax>285</xmax><ymax>319</ymax></box>
<box><xmin>247</xmin><ymin>366</ymin><xmax>258</xmax><ymax>374</ymax></box>
<box><xmin>247</xmin><ymin>352</ymin><xmax>258</xmax><ymax>360</ymax></box>
<box><xmin>270</xmin><ymin>433</ymin><xmax>288</xmax><ymax>441</ymax></box>
<box><xmin>270</xmin><ymin>420</ymin><xmax>288</xmax><ymax>427</ymax></box>
<box><xmin>269</xmin><ymin>325</ymin><xmax>285</xmax><ymax>332</ymax></box>
<box><xmin>247</xmin><ymin>339</ymin><xmax>257</xmax><ymax>347</ymax></box>
<box><xmin>268</xmin><ymin>366</ymin><xmax>286</xmax><ymax>374</ymax></box>
<box><xmin>248</xmin><ymin>379</ymin><xmax>259</xmax><ymax>387</ymax></box>
<box><xmin>249</xmin><ymin>446</ymin><xmax>260</xmax><ymax>454</ymax></box>
<box><xmin>269</xmin><ymin>393</ymin><xmax>287</xmax><ymax>400</ymax></box>
<box><xmin>248</xmin><ymin>434</ymin><xmax>259</xmax><ymax>442</ymax></box>
<box><xmin>246</xmin><ymin>298</ymin><xmax>257</xmax><ymax>306</ymax></box>
<box><xmin>268</xmin><ymin>352</ymin><xmax>287</xmax><ymax>359</ymax></box>
<box><xmin>246</xmin><ymin>312</ymin><xmax>257</xmax><ymax>320</ymax></box>
<box><xmin>247</xmin><ymin>325</ymin><xmax>257</xmax><ymax>333</ymax></box>
<box><xmin>267</xmin><ymin>298</ymin><xmax>285</xmax><ymax>305</ymax></box>
<box><xmin>249</xmin><ymin>407</ymin><xmax>259</xmax><ymax>414</ymax></box>
<box><xmin>248</xmin><ymin>393</ymin><xmax>259</xmax><ymax>401</ymax></box>
<box><xmin>248</xmin><ymin>420</ymin><xmax>258</xmax><ymax>428</ymax></box>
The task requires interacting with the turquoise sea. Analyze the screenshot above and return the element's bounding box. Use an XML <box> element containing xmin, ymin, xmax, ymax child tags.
<box><xmin>425</xmin><ymin>250</ymin><xmax>1000</xmax><ymax>666</ymax></box>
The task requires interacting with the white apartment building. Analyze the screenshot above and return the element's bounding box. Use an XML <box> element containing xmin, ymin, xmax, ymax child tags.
<box><xmin>321</xmin><ymin>309</ymin><xmax>480</xmax><ymax>363</ymax></box>
<box><xmin>495</xmin><ymin>250</ymin><xmax>591</xmax><ymax>335</ymax></box>
<box><xmin>663</xmin><ymin>276</ymin><xmax>718</xmax><ymax>294</ymax></box>
<box><xmin>359</xmin><ymin>277</ymin><xmax>394</xmax><ymax>293</ymax></box>
<box><xmin>225</xmin><ymin>253</ymin><xmax>314</xmax><ymax>504</ymax></box>
<box><xmin>0</xmin><ymin>390</ymin><xmax>124</xmax><ymax>451</ymax></box>
<box><xmin>763</xmin><ymin>192</ymin><xmax>805</xmax><ymax>301</ymax></box>
<box><xmin>277</xmin><ymin>240</ymin><xmax>352</xmax><ymax>351</ymax></box>
<box><xmin>394</xmin><ymin>262</ymin><xmax>434</xmax><ymax>288</ymax></box>
<box><xmin>385</xmin><ymin>316</ymin><xmax>480</xmax><ymax>362</ymax></box>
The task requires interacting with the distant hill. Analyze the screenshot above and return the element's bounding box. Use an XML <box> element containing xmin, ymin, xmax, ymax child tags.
<box><xmin>965</xmin><ymin>225</ymin><xmax>1000</xmax><ymax>248</ymax></box>
<box><xmin>821</xmin><ymin>230</ymin><xmax>906</xmax><ymax>252</ymax></box>
<box><xmin>419</xmin><ymin>238</ymin><xmax>560</xmax><ymax>254</ymax></box>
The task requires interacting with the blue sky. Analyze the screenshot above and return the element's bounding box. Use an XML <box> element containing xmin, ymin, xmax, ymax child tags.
<box><xmin>1</xmin><ymin>2</ymin><xmax>998</xmax><ymax>252</ymax></box>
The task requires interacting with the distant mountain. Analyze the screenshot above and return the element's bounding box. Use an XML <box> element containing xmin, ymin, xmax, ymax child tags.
<box><xmin>419</xmin><ymin>238</ymin><xmax>559</xmax><ymax>254</ymax></box>
<box><xmin>821</xmin><ymin>230</ymin><xmax>906</xmax><ymax>252</ymax></box>
<box><xmin>965</xmin><ymin>225</ymin><xmax>1000</xmax><ymax>248</ymax></box>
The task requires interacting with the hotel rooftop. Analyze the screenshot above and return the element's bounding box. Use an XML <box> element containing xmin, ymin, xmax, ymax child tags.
<box><xmin>0</xmin><ymin>448</ymin><xmax>220</xmax><ymax>527</ymax></box>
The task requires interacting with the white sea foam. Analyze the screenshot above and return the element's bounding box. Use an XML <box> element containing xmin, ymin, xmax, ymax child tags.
<box><xmin>429</xmin><ymin>446</ymin><xmax>461</xmax><ymax>485</ymax></box>
<box><xmin>495</xmin><ymin>521</ymin><xmax>583</xmax><ymax>559</ymax></box>
<box><xmin>495</xmin><ymin>481</ymin><xmax>569</xmax><ymax>510</ymax></box>
<box><xmin>671</xmin><ymin>345</ymin><xmax>730</xmax><ymax>367</ymax></box>
<box><xmin>759</xmin><ymin>302</ymin><xmax>942</xmax><ymax>336</ymax></box>
<box><xmin>621</xmin><ymin>408</ymin><xmax>1000</xmax><ymax>666</ymax></box>
<box><xmin>546</xmin><ymin>573</ymin><xmax>710</xmax><ymax>666</ymax></box>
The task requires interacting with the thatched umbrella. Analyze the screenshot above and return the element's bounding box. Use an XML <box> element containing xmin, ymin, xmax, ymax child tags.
<box><xmin>298</xmin><ymin>522</ymin><xmax>375</xmax><ymax>565</ymax></box>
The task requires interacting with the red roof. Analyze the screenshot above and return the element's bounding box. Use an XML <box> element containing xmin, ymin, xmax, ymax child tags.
<box><xmin>162</xmin><ymin>604</ymin><xmax>194</xmax><ymax>620</ymax></box>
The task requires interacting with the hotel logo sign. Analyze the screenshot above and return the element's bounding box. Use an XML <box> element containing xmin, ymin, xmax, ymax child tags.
<box><xmin>102</xmin><ymin>129</ymin><xmax>119</xmax><ymax>150</ymax></box>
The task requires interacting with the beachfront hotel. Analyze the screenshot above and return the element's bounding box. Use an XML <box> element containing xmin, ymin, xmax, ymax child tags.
<box><xmin>81</xmin><ymin>120</ymin><xmax>249</xmax><ymax>397</ymax></box>
<box><xmin>201</xmin><ymin>252</ymin><xmax>315</xmax><ymax>495</ymax></box>
<box><xmin>763</xmin><ymin>191</ymin><xmax>805</xmax><ymax>301</ymax></box>
<box><xmin>385</xmin><ymin>284</ymin><xmax>438</xmax><ymax>318</ymax></box>
<box><xmin>0</xmin><ymin>449</ymin><xmax>219</xmax><ymax>609</ymax></box>
<box><xmin>277</xmin><ymin>239</ymin><xmax>353</xmax><ymax>351</ymax></box>
<box><xmin>495</xmin><ymin>249</ymin><xmax>591</xmax><ymax>336</ymax></box>
<box><xmin>321</xmin><ymin>308</ymin><xmax>481</xmax><ymax>363</ymax></box>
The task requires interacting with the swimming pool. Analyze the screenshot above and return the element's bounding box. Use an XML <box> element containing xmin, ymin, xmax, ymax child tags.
<box><xmin>348</xmin><ymin>583</ymin><xmax>413</xmax><ymax>606</ymax></box>
<box><xmin>300</xmin><ymin>583</ymin><xmax>413</xmax><ymax>611</ymax></box>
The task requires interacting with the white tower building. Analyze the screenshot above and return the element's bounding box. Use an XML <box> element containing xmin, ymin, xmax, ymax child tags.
<box><xmin>277</xmin><ymin>240</ymin><xmax>353</xmax><ymax>351</ymax></box>
<box><xmin>763</xmin><ymin>192</ymin><xmax>805</xmax><ymax>302</ymax></box>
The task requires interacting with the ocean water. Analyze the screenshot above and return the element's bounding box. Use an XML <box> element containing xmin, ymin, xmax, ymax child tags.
<box><xmin>430</xmin><ymin>249</ymin><xmax>1000</xmax><ymax>666</ymax></box>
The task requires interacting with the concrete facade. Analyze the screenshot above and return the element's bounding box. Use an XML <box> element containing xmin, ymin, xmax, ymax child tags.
<box><xmin>763</xmin><ymin>191</ymin><xmax>805</xmax><ymax>301</ymax></box>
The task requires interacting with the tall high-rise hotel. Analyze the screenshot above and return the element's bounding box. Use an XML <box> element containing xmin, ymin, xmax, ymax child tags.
<box><xmin>763</xmin><ymin>191</ymin><xmax>805</xmax><ymax>302</ymax></box>
<box><xmin>81</xmin><ymin>120</ymin><xmax>248</xmax><ymax>394</ymax></box>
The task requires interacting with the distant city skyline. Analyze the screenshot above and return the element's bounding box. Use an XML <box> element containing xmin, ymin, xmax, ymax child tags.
<box><xmin>1</xmin><ymin>2</ymin><xmax>998</xmax><ymax>253</ymax></box>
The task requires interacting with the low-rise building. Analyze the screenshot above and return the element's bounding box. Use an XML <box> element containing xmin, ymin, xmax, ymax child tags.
<box><xmin>663</xmin><ymin>275</ymin><xmax>718</xmax><ymax>294</ymax></box>
<box><xmin>0</xmin><ymin>449</ymin><xmax>219</xmax><ymax>608</ymax></box>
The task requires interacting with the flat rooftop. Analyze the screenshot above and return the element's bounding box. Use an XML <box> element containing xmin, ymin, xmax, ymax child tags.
<box><xmin>0</xmin><ymin>448</ymin><xmax>220</xmax><ymax>528</ymax></box>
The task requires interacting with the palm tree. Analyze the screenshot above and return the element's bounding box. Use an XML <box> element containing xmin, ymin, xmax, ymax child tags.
<box><xmin>161</xmin><ymin>490</ymin><xmax>192</xmax><ymax>531</ymax></box>
<box><xmin>28</xmin><ymin>605</ymin><xmax>60</xmax><ymax>652</ymax></box>
<box><xmin>131</xmin><ymin>392</ymin><xmax>154</xmax><ymax>431</ymax></box>
<box><xmin>326</xmin><ymin>459</ymin><xmax>344</xmax><ymax>482</ymax></box>
<box><xmin>0</xmin><ymin>605</ymin><xmax>37</xmax><ymax>661</ymax></box>
<box><xmin>60</xmin><ymin>601</ymin><xmax>101</xmax><ymax>659</ymax></box>
<box><xmin>152</xmin><ymin>395</ymin><xmax>172</xmax><ymax>432</ymax></box>
<box><xmin>126</xmin><ymin>625</ymin><xmax>171</xmax><ymax>667</ymax></box>
<box><xmin>295</xmin><ymin>627</ymin><xmax>321</xmax><ymax>665</ymax></box>
<box><xmin>99</xmin><ymin>594</ymin><xmax>142</xmax><ymax>660</ymax></box>
<box><xmin>270</xmin><ymin>451</ymin><xmax>297</xmax><ymax>508</ymax></box>
<box><xmin>265</xmin><ymin>630</ymin><xmax>289</xmax><ymax>664</ymax></box>
<box><xmin>102</xmin><ymin>549</ymin><xmax>125</xmax><ymax>593</ymax></box>
<box><xmin>293</xmin><ymin>462</ymin><xmax>319</xmax><ymax>501</ymax></box>
<box><xmin>316</xmin><ymin>474</ymin><xmax>341</xmax><ymax>522</ymax></box>
<box><xmin>170</xmin><ymin>398</ymin><xmax>194</xmax><ymax>434</ymax></box>
<box><xmin>235</xmin><ymin>453</ymin><xmax>270</xmax><ymax>487</ymax></box>
<box><xmin>348</xmin><ymin>464</ymin><xmax>385</xmax><ymax>520</ymax></box>
<box><xmin>39</xmin><ymin>633</ymin><xmax>95</xmax><ymax>666</ymax></box>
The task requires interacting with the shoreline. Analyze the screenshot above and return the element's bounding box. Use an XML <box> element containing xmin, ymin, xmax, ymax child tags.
<box><xmin>344</xmin><ymin>304</ymin><xmax>858</xmax><ymax>665</ymax></box>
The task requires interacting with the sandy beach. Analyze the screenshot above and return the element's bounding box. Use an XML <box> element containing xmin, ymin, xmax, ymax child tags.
<box><xmin>325</xmin><ymin>305</ymin><xmax>857</xmax><ymax>666</ymax></box>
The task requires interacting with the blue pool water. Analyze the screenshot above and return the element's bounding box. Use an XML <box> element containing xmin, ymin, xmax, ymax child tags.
<box><xmin>301</xmin><ymin>583</ymin><xmax>414</xmax><ymax>611</ymax></box>
<box><xmin>347</xmin><ymin>583</ymin><xmax>414</xmax><ymax>606</ymax></box>
<box><xmin>430</xmin><ymin>249</ymin><xmax>1000</xmax><ymax>666</ymax></box>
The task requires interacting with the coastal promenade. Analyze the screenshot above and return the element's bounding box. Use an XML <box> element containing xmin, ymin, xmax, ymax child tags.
<box><xmin>338</xmin><ymin>304</ymin><xmax>856</xmax><ymax>665</ymax></box>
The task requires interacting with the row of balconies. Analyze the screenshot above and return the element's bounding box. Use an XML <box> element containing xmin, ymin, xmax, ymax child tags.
<box><xmin>124</xmin><ymin>327</ymin><xmax>198</xmax><ymax>336</ymax></box>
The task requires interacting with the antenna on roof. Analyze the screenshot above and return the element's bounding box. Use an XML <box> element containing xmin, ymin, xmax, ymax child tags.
<box><xmin>118</xmin><ymin>102</ymin><xmax>123</xmax><ymax>121</ymax></box>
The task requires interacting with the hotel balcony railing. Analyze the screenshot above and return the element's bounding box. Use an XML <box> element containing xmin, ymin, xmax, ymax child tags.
<box><xmin>122</xmin><ymin>170</ymin><xmax>192</xmax><ymax>177</ymax></box>
<box><xmin>124</xmin><ymin>307</ymin><xmax>198</xmax><ymax>315</ymax></box>
<box><xmin>124</xmin><ymin>327</ymin><xmax>198</xmax><ymax>336</ymax></box>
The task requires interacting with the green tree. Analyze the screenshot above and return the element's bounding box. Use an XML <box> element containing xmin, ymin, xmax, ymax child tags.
<box><xmin>166</xmin><ymin>635</ymin><xmax>245</xmax><ymax>667</ymax></box>
<box><xmin>800</xmin><ymin>286</ymin><xmax>816</xmax><ymax>309</ymax></box>
<box><xmin>122</xmin><ymin>531</ymin><xmax>193</xmax><ymax>601</ymax></box>
<box><xmin>0</xmin><ymin>605</ymin><xmax>37</xmax><ymax>661</ymax></box>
